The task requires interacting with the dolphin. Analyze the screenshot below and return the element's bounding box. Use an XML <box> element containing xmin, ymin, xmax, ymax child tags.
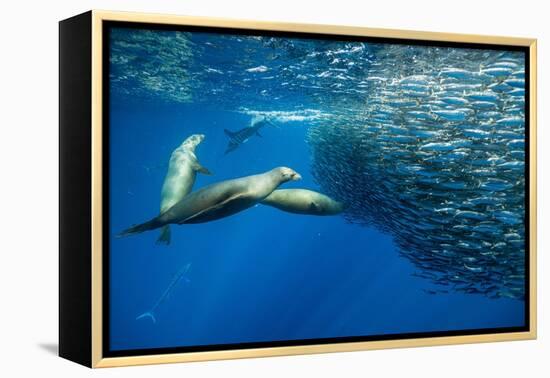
<box><xmin>224</xmin><ymin>117</ymin><xmax>272</xmax><ymax>154</ymax></box>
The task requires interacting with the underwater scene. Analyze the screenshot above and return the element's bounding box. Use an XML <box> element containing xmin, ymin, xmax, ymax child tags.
<box><xmin>108</xmin><ymin>26</ymin><xmax>527</xmax><ymax>352</ymax></box>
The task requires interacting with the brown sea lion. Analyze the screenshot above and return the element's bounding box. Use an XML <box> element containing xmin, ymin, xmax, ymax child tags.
<box><xmin>118</xmin><ymin>167</ymin><xmax>301</xmax><ymax>238</ymax></box>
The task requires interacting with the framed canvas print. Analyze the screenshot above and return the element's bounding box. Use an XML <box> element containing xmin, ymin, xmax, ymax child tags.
<box><xmin>59</xmin><ymin>10</ymin><xmax>537</xmax><ymax>368</ymax></box>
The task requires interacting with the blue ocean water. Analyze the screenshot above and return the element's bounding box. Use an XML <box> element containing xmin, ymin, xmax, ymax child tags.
<box><xmin>108</xmin><ymin>27</ymin><xmax>525</xmax><ymax>352</ymax></box>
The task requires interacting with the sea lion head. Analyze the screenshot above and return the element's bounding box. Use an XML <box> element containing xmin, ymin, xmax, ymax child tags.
<box><xmin>273</xmin><ymin>167</ymin><xmax>302</xmax><ymax>183</ymax></box>
<box><xmin>182</xmin><ymin>134</ymin><xmax>206</xmax><ymax>150</ymax></box>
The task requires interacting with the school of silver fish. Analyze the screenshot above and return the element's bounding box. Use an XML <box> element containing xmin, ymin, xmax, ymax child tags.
<box><xmin>308</xmin><ymin>45</ymin><xmax>526</xmax><ymax>299</ymax></box>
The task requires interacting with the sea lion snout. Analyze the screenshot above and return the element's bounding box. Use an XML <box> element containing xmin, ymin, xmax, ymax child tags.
<box><xmin>291</xmin><ymin>172</ymin><xmax>302</xmax><ymax>181</ymax></box>
<box><xmin>276</xmin><ymin>167</ymin><xmax>302</xmax><ymax>182</ymax></box>
<box><xmin>183</xmin><ymin>133</ymin><xmax>206</xmax><ymax>148</ymax></box>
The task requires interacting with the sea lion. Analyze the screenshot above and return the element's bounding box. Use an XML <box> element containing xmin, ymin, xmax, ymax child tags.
<box><xmin>118</xmin><ymin>167</ymin><xmax>301</xmax><ymax>238</ymax></box>
<box><xmin>261</xmin><ymin>189</ymin><xmax>344</xmax><ymax>216</ymax></box>
<box><xmin>157</xmin><ymin>134</ymin><xmax>211</xmax><ymax>244</ymax></box>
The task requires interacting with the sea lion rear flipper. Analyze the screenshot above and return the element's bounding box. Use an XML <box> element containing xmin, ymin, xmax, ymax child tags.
<box><xmin>156</xmin><ymin>225</ymin><xmax>171</xmax><ymax>245</ymax></box>
<box><xmin>117</xmin><ymin>216</ymin><xmax>162</xmax><ymax>238</ymax></box>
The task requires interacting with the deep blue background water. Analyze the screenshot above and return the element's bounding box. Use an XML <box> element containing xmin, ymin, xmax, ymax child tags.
<box><xmin>109</xmin><ymin>101</ymin><xmax>524</xmax><ymax>352</ymax></box>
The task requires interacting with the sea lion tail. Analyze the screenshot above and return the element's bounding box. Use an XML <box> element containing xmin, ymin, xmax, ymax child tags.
<box><xmin>156</xmin><ymin>225</ymin><xmax>171</xmax><ymax>245</ymax></box>
<box><xmin>117</xmin><ymin>217</ymin><xmax>161</xmax><ymax>238</ymax></box>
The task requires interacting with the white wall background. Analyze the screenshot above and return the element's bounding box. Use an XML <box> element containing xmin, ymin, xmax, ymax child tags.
<box><xmin>0</xmin><ymin>0</ymin><xmax>546</xmax><ymax>376</ymax></box>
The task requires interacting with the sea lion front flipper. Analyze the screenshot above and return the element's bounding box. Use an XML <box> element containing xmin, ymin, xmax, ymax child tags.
<box><xmin>309</xmin><ymin>202</ymin><xmax>320</xmax><ymax>213</ymax></box>
<box><xmin>193</xmin><ymin>161</ymin><xmax>212</xmax><ymax>175</ymax></box>
<box><xmin>179</xmin><ymin>193</ymin><xmax>246</xmax><ymax>224</ymax></box>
